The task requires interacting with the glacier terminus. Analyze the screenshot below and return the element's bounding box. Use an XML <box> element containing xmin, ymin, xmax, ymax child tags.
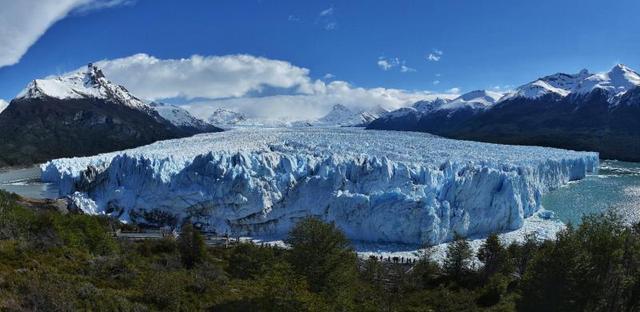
<box><xmin>41</xmin><ymin>128</ymin><xmax>599</xmax><ymax>245</ymax></box>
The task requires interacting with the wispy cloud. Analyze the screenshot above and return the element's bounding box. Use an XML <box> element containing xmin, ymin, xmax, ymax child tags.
<box><xmin>323</xmin><ymin>73</ymin><xmax>335</xmax><ymax>79</ymax></box>
<box><xmin>0</xmin><ymin>0</ymin><xmax>132</xmax><ymax>68</ymax></box>
<box><xmin>319</xmin><ymin>7</ymin><xmax>334</xmax><ymax>16</ymax></box>
<box><xmin>377</xmin><ymin>57</ymin><xmax>398</xmax><ymax>71</ymax></box>
<box><xmin>317</xmin><ymin>6</ymin><xmax>338</xmax><ymax>31</ymax></box>
<box><xmin>377</xmin><ymin>57</ymin><xmax>416</xmax><ymax>73</ymax></box>
<box><xmin>78</xmin><ymin>53</ymin><xmax>456</xmax><ymax>121</ymax></box>
<box><xmin>400</xmin><ymin>65</ymin><xmax>416</xmax><ymax>73</ymax></box>
<box><xmin>72</xmin><ymin>0</ymin><xmax>135</xmax><ymax>15</ymax></box>
<box><xmin>287</xmin><ymin>15</ymin><xmax>301</xmax><ymax>22</ymax></box>
<box><xmin>447</xmin><ymin>87</ymin><xmax>461</xmax><ymax>94</ymax></box>
<box><xmin>492</xmin><ymin>84</ymin><xmax>513</xmax><ymax>92</ymax></box>
<box><xmin>432</xmin><ymin>80</ymin><xmax>440</xmax><ymax>85</ymax></box>
<box><xmin>426</xmin><ymin>49</ymin><xmax>443</xmax><ymax>62</ymax></box>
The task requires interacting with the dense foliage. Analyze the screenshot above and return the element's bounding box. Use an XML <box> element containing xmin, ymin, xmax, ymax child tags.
<box><xmin>0</xmin><ymin>189</ymin><xmax>638</xmax><ymax>311</ymax></box>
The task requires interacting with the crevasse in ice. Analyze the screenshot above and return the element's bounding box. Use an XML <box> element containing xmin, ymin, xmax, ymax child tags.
<box><xmin>41</xmin><ymin>128</ymin><xmax>599</xmax><ymax>245</ymax></box>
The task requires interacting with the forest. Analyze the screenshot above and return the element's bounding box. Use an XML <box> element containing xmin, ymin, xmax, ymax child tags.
<box><xmin>0</xmin><ymin>189</ymin><xmax>638</xmax><ymax>311</ymax></box>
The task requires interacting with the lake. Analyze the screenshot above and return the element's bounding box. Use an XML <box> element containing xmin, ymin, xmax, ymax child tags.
<box><xmin>542</xmin><ymin>160</ymin><xmax>640</xmax><ymax>225</ymax></box>
<box><xmin>0</xmin><ymin>166</ymin><xmax>59</xmax><ymax>199</ymax></box>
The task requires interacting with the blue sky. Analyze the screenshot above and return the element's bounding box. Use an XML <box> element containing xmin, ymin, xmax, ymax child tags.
<box><xmin>1</xmin><ymin>0</ymin><xmax>639</xmax><ymax>113</ymax></box>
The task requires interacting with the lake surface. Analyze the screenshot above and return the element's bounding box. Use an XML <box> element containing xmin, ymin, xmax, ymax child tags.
<box><xmin>542</xmin><ymin>160</ymin><xmax>640</xmax><ymax>225</ymax></box>
<box><xmin>0</xmin><ymin>166</ymin><xmax>59</xmax><ymax>199</ymax></box>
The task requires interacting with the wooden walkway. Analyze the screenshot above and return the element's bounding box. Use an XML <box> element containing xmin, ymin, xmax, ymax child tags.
<box><xmin>113</xmin><ymin>229</ymin><xmax>243</xmax><ymax>247</ymax></box>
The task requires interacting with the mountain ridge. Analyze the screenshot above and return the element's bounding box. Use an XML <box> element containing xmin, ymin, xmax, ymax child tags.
<box><xmin>368</xmin><ymin>64</ymin><xmax>640</xmax><ymax>161</ymax></box>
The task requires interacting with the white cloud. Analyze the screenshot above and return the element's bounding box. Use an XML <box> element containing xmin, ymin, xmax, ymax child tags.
<box><xmin>317</xmin><ymin>6</ymin><xmax>338</xmax><ymax>31</ymax></box>
<box><xmin>183</xmin><ymin>82</ymin><xmax>455</xmax><ymax>121</ymax></box>
<box><xmin>377</xmin><ymin>57</ymin><xmax>415</xmax><ymax>73</ymax></box>
<box><xmin>60</xmin><ymin>53</ymin><xmax>457</xmax><ymax>121</ymax></box>
<box><xmin>447</xmin><ymin>87</ymin><xmax>461</xmax><ymax>94</ymax></box>
<box><xmin>287</xmin><ymin>15</ymin><xmax>301</xmax><ymax>22</ymax></box>
<box><xmin>72</xmin><ymin>0</ymin><xmax>134</xmax><ymax>14</ymax></box>
<box><xmin>0</xmin><ymin>0</ymin><xmax>131</xmax><ymax>68</ymax></box>
<box><xmin>90</xmin><ymin>53</ymin><xmax>314</xmax><ymax>100</ymax></box>
<box><xmin>432</xmin><ymin>80</ymin><xmax>441</xmax><ymax>85</ymax></box>
<box><xmin>400</xmin><ymin>65</ymin><xmax>416</xmax><ymax>73</ymax></box>
<box><xmin>323</xmin><ymin>73</ymin><xmax>335</xmax><ymax>79</ymax></box>
<box><xmin>324</xmin><ymin>22</ymin><xmax>338</xmax><ymax>31</ymax></box>
<box><xmin>0</xmin><ymin>99</ymin><xmax>8</xmax><ymax>114</ymax></box>
<box><xmin>319</xmin><ymin>7</ymin><xmax>334</xmax><ymax>16</ymax></box>
<box><xmin>426</xmin><ymin>54</ymin><xmax>441</xmax><ymax>62</ymax></box>
<box><xmin>426</xmin><ymin>49</ymin><xmax>443</xmax><ymax>62</ymax></box>
<box><xmin>377</xmin><ymin>57</ymin><xmax>397</xmax><ymax>71</ymax></box>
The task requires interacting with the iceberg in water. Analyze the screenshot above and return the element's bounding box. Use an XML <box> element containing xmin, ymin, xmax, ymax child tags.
<box><xmin>41</xmin><ymin>128</ymin><xmax>599</xmax><ymax>245</ymax></box>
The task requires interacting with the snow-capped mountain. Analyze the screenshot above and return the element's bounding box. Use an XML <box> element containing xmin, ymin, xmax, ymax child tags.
<box><xmin>314</xmin><ymin>104</ymin><xmax>387</xmax><ymax>126</ymax></box>
<box><xmin>412</xmin><ymin>98</ymin><xmax>449</xmax><ymax>113</ymax></box>
<box><xmin>148</xmin><ymin>102</ymin><xmax>218</xmax><ymax>132</ymax></box>
<box><xmin>0</xmin><ymin>100</ymin><xmax>8</xmax><ymax>114</ymax></box>
<box><xmin>17</xmin><ymin>64</ymin><xmax>151</xmax><ymax>112</ymax></box>
<box><xmin>370</xmin><ymin>90</ymin><xmax>503</xmax><ymax>132</ymax></box>
<box><xmin>574</xmin><ymin>64</ymin><xmax>640</xmax><ymax>97</ymax></box>
<box><xmin>438</xmin><ymin>90</ymin><xmax>503</xmax><ymax>111</ymax></box>
<box><xmin>368</xmin><ymin>64</ymin><xmax>640</xmax><ymax>161</ymax></box>
<box><xmin>503</xmin><ymin>70</ymin><xmax>591</xmax><ymax>100</ymax></box>
<box><xmin>0</xmin><ymin>64</ymin><xmax>221</xmax><ymax>166</ymax></box>
<box><xmin>207</xmin><ymin>108</ymin><xmax>247</xmax><ymax>126</ymax></box>
<box><xmin>504</xmin><ymin>64</ymin><xmax>640</xmax><ymax>101</ymax></box>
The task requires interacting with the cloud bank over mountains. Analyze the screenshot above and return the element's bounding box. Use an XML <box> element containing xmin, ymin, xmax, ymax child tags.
<box><xmin>78</xmin><ymin>53</ymin><xmax>455</xmax><ymax>120</ymax></box>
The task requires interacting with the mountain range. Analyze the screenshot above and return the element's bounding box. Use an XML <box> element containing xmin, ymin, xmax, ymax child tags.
<box><xmin>0</xmin><ymin>64</ymin><xmax>220</xmax><ymax>166</ymax></box>
<box><xmin>368</xmin><ymin>64</ymin><xmax>640</xmax><ymax>161</ymax></box>
<box><xmin>205</xmin><ymin>104</ymin><xmax>387</xmax><ymax>128</ymax></box>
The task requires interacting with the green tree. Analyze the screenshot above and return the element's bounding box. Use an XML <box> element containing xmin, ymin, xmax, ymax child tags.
<box><xmin>228</xmin><ymin>242</ymin><xmax>277</xmax><ymax>279</ymax></box>
<box><xmin>178</xmin><ymin>222</ymin><xmax>206</xmax><ymax>269</ymax></box>
<box><xmin>477</xmin><ymin>233</ymin><xmax>509</xmax><ymax>280</ymax></box>
<box><xmin>443</xmin><ymin>233</ymin><xmax>473</xmax><ymax>284</ymax></box>
<box><xmin>285</xmin><ymin>217</ymin><xmax>358</xmax><ymax>309</ymax></box>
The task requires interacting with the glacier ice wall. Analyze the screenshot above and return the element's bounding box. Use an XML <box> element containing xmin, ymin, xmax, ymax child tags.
<box><xmin>41</xmin><ymin>128</ymin><xmax>599</xmax><ymax>245</ymax></box>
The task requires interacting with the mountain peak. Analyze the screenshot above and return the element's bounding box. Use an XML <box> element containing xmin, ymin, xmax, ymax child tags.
<box><xmin>573</xmin><ymin>64</ymin><xmax>640</xmax><ymax>97</ymax></box>
<box><xmin>610</xmin><ymin>63</ymin><xmax>632</xmax><ymax>73</ymax></box>
<box><xmin>16</xmin><ymin>64</ymin><xmax>148</xmax><ymax>111</ymax></box>
<box><xmin>330</xmin><ymin>103</ymin><xmax>352</xmax><ymax>112</ymax></box>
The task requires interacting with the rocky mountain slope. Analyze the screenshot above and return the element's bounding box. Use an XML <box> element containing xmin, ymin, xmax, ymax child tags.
<box><xmin>368</xmin><ymin>64</ymin><xmax>640</xmax><ymax>161</ymax></box>
<box><xmin>0</xmin><ymin>64</ymin><xmax>221</xmax><ymax>166</ymax></box>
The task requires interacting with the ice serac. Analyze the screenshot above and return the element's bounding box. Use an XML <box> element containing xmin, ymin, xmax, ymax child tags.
<box><xmin>41</xmin><ymin>128</ymin><xmax>599</xmax><ymax>245</ymax></box>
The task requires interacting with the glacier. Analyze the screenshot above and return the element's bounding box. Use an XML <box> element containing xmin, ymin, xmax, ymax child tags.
<box><xmin>41</xmin><ymin>128</ymin><xmax>599</xmax><ymax>245</ymax></box>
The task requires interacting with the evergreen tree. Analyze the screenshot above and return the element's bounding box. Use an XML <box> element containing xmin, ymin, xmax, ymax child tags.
<box><xmin>477</xmin><ymin>233</ymin><xmax>509</xmax><ymax>280</ymax></box>
<box><xmin>443</xmin><ymin>233</ymin><xmax>473</xmax><ymax>284</ymax></box>
<box><xmin>286</xmin><ymin>217</ymin><xmax>358</xmax><ymax>310</ymax></box>
<box><xmin>178</xmin><ymin>222</ymin><xmax>206</xmax><ymax>269</ymax></box>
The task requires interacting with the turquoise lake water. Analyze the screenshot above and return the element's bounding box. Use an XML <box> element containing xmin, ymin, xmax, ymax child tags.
<box><xmin>542</xmin><ymin>160</ymin><xmax>640</xmax><ymax>225</ymax></box>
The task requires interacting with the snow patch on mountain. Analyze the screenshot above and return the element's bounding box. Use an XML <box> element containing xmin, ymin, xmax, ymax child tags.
<box><xmin>438</xmin><ymin>90</ymin><xmax>503</xmax><ymax>111</ymax></box>
<box><xmin>41</xmin><ymin>127</ymin><xmax>598</xmax><ymax>245</ymax></box>
<box><xmin>148</xmin><ymin>102</ymin><xmax>212</xmax><ymax>129</ymax></box>
<box><xmin>207</xmin><ymin>108</ymin><xmax>247</xmax><ymax>126</ymax></box>
<box><xmin>16</xmin><ymin>64</ymin><xmax>149</xmax><ymax>112</ymax></box>
<box><xmin>574</xmin><ymin>64</ymin><xmax>640</xmax><ymax>96</ymax></box>
<box><xmin>0</xmin><ymin>99</ymin><xmax>8</xmax><ymax>114</ymax></box>
<box><xmin>314</xmin><ymin>104</ymin><xmax>387</xmax><ymax>126</ymax></box>
<box><xmin>413</xmin><ymin>98</ymin><xmax>449</xmax><ymax>113</ymax></box>
<box><xmin>504</xmin><ymin>65</ymin><xmax>640</xmax><ymax>101</ymax></box>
